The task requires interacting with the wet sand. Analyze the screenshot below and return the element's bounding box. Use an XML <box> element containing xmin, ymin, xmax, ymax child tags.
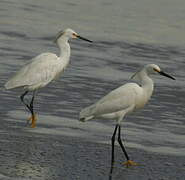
<box><xmin>0</xmin><ymin>119</ymin><xmax>184</xmax><ymax>180</ymax></box>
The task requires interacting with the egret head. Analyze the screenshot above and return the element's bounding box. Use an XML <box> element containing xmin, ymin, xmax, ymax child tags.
<box><xmin>131</xmin><ymin>64</ymin><xmax>175</xmax><ymax>80</ymax></box>
<box><xmin>145</xmin><ymin>64</ymin><xmax>161</xmax><ymax>75</ymax></box>
<box><xmin>54</xmin><ymin>28</ymin><xmax>93</xmax><ymax>43</ymax></box>
<box><xmin>146</xmin><ymin>64</ymin><xmax>175</xmax><ymax>80</ymax></box>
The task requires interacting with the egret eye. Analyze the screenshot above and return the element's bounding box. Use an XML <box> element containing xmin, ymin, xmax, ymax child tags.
<box><xmin>153</xmin><ymin>68</ymin><xmax>160</xmax><ymax>72</ymax></box>
<box><xmin>72</xmin><ymin>33</ymin><xmax>77</xmax><ymax>38</ymax></box>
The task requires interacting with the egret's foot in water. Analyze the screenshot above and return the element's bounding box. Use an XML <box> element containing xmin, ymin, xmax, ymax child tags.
<box><xmin>28</xmin><ymin>113</ymin><xmax>37</xmax><ymax>128</ymax></box>
<box><xmin>123</xmin><ymin>160</ymin><xmax>138</xmax><ymax>167</ymax></box>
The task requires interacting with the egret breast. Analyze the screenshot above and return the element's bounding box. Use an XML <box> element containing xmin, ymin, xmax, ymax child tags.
<box><xmin>135</xmin><ymin>90</ymin><xmax>150</xmax><ymax>110</ymax></box>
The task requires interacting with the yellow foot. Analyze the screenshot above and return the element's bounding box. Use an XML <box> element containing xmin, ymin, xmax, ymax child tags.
<box><xmin>28</xmin><ymin>114</ymin><xmax>37</xmax><ymax>128</ymax></box>
<box><xmin>123</xmin><ymin>160</ymin><xmax>138</xmax><ymax>168</ymax></box>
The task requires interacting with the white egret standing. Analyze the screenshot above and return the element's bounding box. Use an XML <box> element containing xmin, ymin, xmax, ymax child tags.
<box><xmin>79</xmin><ymin>64</ymin><xmax>175</xmax><ymax>178</ymax></box>
<box><xmin>5</xmin><ymin>28</ymin><xmax>92</xmax><ymax>128</ymax></box>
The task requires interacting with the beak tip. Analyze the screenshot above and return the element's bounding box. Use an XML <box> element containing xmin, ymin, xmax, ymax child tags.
<box><xmin>77</xmin><ymin>35</ymin><xmax>93</xmax><ymax>43</ymax></box>
<box><xmin>159</xmin><ymin>71</ymin><xmax>175</xmax><ymax>80</ymax></box>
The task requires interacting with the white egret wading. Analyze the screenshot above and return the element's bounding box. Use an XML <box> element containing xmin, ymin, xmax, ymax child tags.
<box><xmin>79</xmin><ymin>64</ymin><xmax>175</xmax><ymax>178</ymax></box>
<box><xmin>5</xmin><ymin>28</ymin><xmax>92</xmax><ymax>128</ymax></box>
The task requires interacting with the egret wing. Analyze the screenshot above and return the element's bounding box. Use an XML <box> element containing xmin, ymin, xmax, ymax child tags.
<box><xmin>80</xmin><ymin>83</ymin><xmax>139</xmax><ymax>118</ymax></box>
<box><xmin>5</xmin><ymin>53</ymin><xmax>63</xmax><ymax>89</ymax></box>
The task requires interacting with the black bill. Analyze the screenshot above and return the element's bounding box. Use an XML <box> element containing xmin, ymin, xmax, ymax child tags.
<box><xmin>77</xmin><ymin>35</ymin><xmax>93</xmax><ymax>43</ymax></box>
<box><xmin>159</xmin><ymin>71</ymin><xmax>175</xmax><ymax>80</ymax></box>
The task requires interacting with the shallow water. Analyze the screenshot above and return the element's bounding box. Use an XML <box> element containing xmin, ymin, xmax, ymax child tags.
<box><xmin>0</xmin><ymin>0</ymin><xmax>185</xmax><ymax>165</ymax></box>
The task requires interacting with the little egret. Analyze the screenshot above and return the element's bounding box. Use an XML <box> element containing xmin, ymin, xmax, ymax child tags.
<box><xmin>5</xmin><ymin>28</ymin><xmax>92</xmax><ymax>128</ymax></box>
<box><xmin>79</xmin><ymin>64</ymin><xmax>175</xmax><ymax>177</ymax></box>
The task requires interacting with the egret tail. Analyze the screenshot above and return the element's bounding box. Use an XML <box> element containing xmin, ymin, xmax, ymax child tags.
<box><xmin>79</xmin><ymin>104</ymin><xmax>95</xmax><ymax>122</ymax></box>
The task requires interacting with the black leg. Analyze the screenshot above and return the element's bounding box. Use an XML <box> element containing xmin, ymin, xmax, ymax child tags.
<box><xmin>109</xmin><ymin>124</ymin><xmax>119</xmax><ymax>180</ymax></box>
<box><xmin>20</xmin><ymin>91</ymin><xmax>36</xmax><ymax>115</ymax></box>
<box><xmin>20</xmin><ymin>91</ymin><xmax>31</xmax><ymax>112</ymax></box>
<box><xmin>117</xmin><ymin>125</ymin><xmax>130</xmax><ymax>161</ymax></box>
<box><xmin>20</xmin><ymin>90</ymin><xmax>37</xmax><ymax>127</ymax></box>
<box><xmin>29</xmin><ymin>91</ymin><xmax>36</xmax><ymax>116</ymax></box>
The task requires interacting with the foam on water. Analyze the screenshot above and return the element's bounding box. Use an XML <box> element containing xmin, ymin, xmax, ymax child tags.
<box><xmin>6</xmin><ymin>110</ymin><xmax>185</xmax><ymax>156</ymax></box>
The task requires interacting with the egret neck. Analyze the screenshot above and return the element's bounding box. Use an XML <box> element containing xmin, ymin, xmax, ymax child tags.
<box><xmin>57</xmin><ymin>36</ymin><xmax>71</xmax><ymax>67</ymax></box>
<box><xmin>139</xmin><ymin>70</ymin><xmax>154</xmax><ymax>99</ymax></box>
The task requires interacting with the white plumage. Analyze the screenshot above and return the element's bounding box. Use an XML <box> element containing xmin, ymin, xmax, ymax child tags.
<box><xmin>5</xmin><ymin>53</ymin><xmax>61</xmax><ymax>91</ymax></box>
<box><xmin>80</xmin><ymin>64</ymin><xmax>175</xmax><ymax>123</ymax></box>
<box><xmin>80</xmin><ymin>83</ymin><xmax>140</xmax><ymax>122</ymax></box>
<box><xmin>5</xmin><ymin>28</ymin><xmax>92</xmax><ymax>128</ymax></box>
<box><xmin>79</xmin><ymin>64</ymin><xmax>175</xmax><ymax>175</ymax></box>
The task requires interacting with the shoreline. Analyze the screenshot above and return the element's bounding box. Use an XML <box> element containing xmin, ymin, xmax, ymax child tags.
<box><xmin>0</xmin><ymin>128</ymin><xmax>184</xmax><ymax>180</ymax></box>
